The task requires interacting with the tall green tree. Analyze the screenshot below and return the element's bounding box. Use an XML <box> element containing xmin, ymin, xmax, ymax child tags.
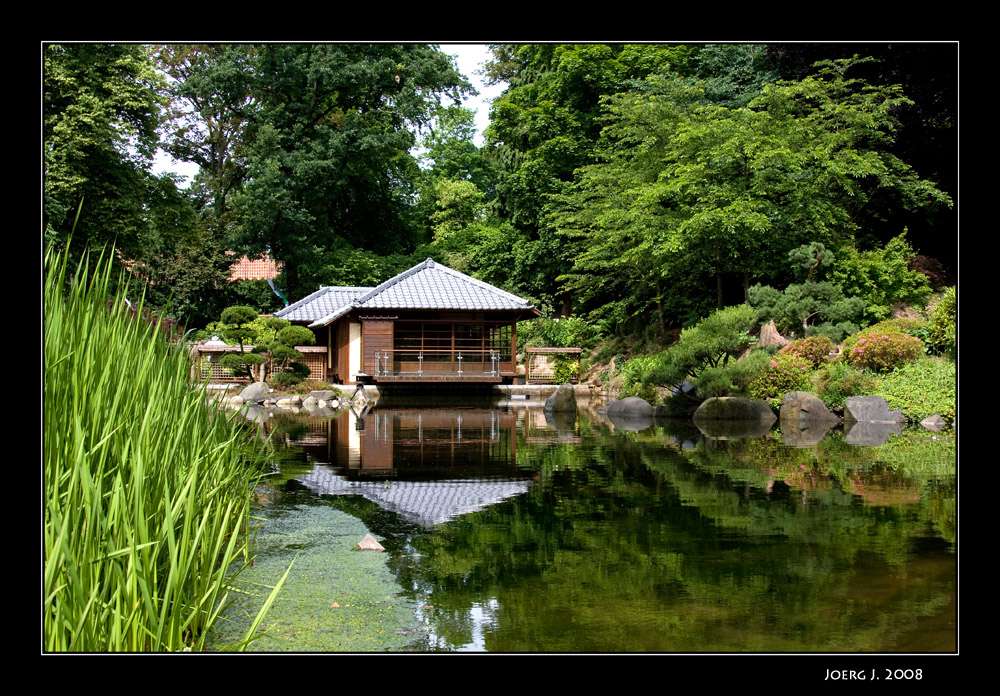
<box><xmin>482</xmin><ymin>44</ymin><xmax>697</xmax><ymax>315</ymax></box>
<box><xmin>154</xmin><ymin>44</ymin><xmax>257</xmax><ymax>240</ymax></box>
<box><xmin>227</xmin><ymin>44</ymin><xmax>471</xmax><ymax>299</ymax></box>
<box><xmin>44</xmin><ymin>43</ymin><xmax>164</xmax><ymax>260</ymax></box>
<box><xmin>554</xmin><ymin>58</ymin><xmax>952</xmax><ymax>336</ymax></box>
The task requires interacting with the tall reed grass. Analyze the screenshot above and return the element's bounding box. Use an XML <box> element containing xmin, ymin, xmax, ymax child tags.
<box><xmin>44</xmin><ymin>246</ymin><xmax>282</xmax><ymax>651</ymax></box>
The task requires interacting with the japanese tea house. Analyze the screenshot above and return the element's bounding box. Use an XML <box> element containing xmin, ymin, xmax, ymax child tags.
<box><xmin>275</xmin><ymin>258</ymin><xmax>540</xmax><ymax>385</ymax></box>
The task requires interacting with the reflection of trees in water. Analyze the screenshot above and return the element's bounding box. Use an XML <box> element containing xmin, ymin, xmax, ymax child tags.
<box><xmin>387</xmin><ymin>416</ymin><xmax>955</xmax><ymax>652</ymax></box>
<box><xmin>259</xmin><ymin>408</ymin><xmax>955</xmax><ymax>652</ymax></box>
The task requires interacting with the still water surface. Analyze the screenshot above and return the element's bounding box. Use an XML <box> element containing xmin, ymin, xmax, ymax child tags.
<box><xmin>223</xmin><ymin>398</ymin><xmax>956</xmax><ymax>653</ymax></box>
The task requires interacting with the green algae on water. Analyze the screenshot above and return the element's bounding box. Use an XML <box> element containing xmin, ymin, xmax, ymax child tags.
<box><xmin>208</xmin><ymin>503</ymin><xmax>423</xmax><ymax>652</ymax></box>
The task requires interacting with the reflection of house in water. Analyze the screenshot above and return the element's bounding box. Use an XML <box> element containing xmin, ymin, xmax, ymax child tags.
<box><xmin>287</xmin><ymin>408</ymin><xmax>533</xmax><ymax>527</ymax></box>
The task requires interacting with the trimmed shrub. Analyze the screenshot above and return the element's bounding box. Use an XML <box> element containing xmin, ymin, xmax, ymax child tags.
<box><xmin>748</xmin><ymin>352</ymin><xmax>813</xmax><ymax>402</ymax></box>
<box><xmin>842</xmin><ymin>324</ymin><xmax>924</xmax><ymax>373</ymax></box>
<box><xmin>779</xmin><ymin>335</ymin><xmax>833</xmax><ymax>368</ymax></box>
<box><xmin>695</xmin><ymin>349</ymin><xmax>772</xmax><ymax>398</ymax></box>
<box><xmin>815</xmin><ymin>361</ymin><xmax>881</xmax><ymax>411</ymax></box>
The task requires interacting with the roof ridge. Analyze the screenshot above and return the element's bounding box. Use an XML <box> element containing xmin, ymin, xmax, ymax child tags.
<box><xmin>429</xmin><ymin>262</ymin><xmax>533</xmax><ymax>305</ymax></box>
<box><xmin>354</xmin><ymin>258</ymin><xmax>436</xmax><ymax>305</ymax></box>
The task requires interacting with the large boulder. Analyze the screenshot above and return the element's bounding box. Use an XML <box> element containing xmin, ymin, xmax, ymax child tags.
<box><xmin>543</xmin><ymin>383</ymin><xmax>578</xmax><ymax>414</ymax></box>
<box><xmin>606</xmin><ymin>396</ymin><xmax>654</xmax><ymax>417</ymax></box>
<box><xmin>844</xmin><ymin>395</ymin><xmax>905</xmax><ymax>424</ymax></box>
<box><xmin>779</xmin><ymin>391</ymin><xmax>840</xmax><ymax>425</ymax></box>
<box><xmin>693</xmin><ymin>397</ymin><xmax>776</xmax><ymax>425</ymax></box>
<box><xmin>239</xmin><ymin>381</ymin><xmax>271</xmax><ymax>404</ymax></box>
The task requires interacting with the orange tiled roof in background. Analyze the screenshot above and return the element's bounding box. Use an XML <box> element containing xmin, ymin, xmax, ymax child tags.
<box><xmin>228</xmin><ymin>252</ymin><xmax>282</xmax><ymax>281</ymax></box>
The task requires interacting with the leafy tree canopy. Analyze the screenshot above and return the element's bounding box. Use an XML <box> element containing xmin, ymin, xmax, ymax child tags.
<box><xmin>44</xmin><ymin>43</ymin><xmax>165</xmax><ymax>260</ymax></box>
<box><xmin>555</xmin><ymin>57</ymin><xmax>952</xmax><ymax>334</ymax></box>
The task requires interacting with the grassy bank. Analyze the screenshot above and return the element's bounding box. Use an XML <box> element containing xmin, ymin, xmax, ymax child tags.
<box><xmin>43</xmin><ymin>248</ymin><xmax>278</xmax><ymax>651</ymax></box>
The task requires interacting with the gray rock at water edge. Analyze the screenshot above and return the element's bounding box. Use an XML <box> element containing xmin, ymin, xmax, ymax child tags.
<box><xmin>356</xmin><ymin>533</ymin><xmax>385</xmax><ymax>552</ymax></box>
<box><xmin>843</xmin><ymin>395</ymin><xmax>905</xmax><ymax>424</ymax></box>
<box><xmin>780</xmin><ymin>391</ymin><xmax>840</xmax><ymax>425</ymax></box>
<box><xmin>544</xmin><ymin>383</ymin><xmax>578</xmax><ymax>414</ymax></box>
<box><xmin>302</xmin><ymin>396</ymin><xmax>319</xmax><ymax>409</ymax></box>
<box><xmin>693</xmin><ymin>397</ymin><xmax>777</xmax><ymax>425</ymax></box>
<box><xmin>920</xmin><ymin>414</ymin><xmax>949</xmax><ymax>432</ymax></box>
<box><xmin>239</xmin><ymin>381</ymin><xmax>271</xmax><ymax>404</ymax></box>
<box><xmin>606</xmin><ymin>396</ymin><xmax>654</xmax><ymax>417</ymax></box>
<box><xmin>310</xmin><ymin>390</ymin><xmax>338</xmax><ymax>402</ymax></box>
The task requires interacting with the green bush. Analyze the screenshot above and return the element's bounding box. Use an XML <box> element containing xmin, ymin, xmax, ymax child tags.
<box><xmin>876</xmin><ymin>356</ymin><xmax>956</xmax><ymax>423</ymax></box>
<box><xmin>748</xmin><ymin>352</ymin><xmax>813</xmax><ymax>402</ymax></box>
<box><xmin>842</xmin><ymin>324</ymin><xmax>924</xmax><ymax>372</ymax></box>
<box><xmin>517</xmin><ymin>316</ymin><xmax>602</xmax><ymax>350</ymax></box>
<box><xmin>815</xmin><ymin>361</ymin><xmax>881</xmax><ymax>411</ymax></box>
<box><xmin>552</xmin><ymin>356</ymin><xmax>580</xmax><ymax>383</ymax></box>
<box><xmin>695</xmin><ymin>349</ymin><xmax>772</xmax><ymax>398</ymax></box>
<box><xmin>829</xmin><ymin>232</ymin><xmax>932</xmax><ymax>324</ymax></box>
<box><xmin>779</xmin><ymin>335</ymin><xmax>833</xmax><ymax>368</ymax></box>
<box><xmin>270</xmin><ymin>368</ymin><xmax>305</xmax><ymax>389</ymax></box>
<box><xmin>925</xmin><ymin>286</ymin><xmax>956</xmax><ymax>361</ymax></box>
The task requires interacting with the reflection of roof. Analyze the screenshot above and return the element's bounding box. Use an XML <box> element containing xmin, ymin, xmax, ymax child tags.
<box><xmin>295</xmin><ymin>467</ymin><xmax>531</xmax><ymax>528</ymax></box>
<box><xmin>275</xmin><ymin>258</ymin><xmax>536</xmax><ymax>328</ymax></box>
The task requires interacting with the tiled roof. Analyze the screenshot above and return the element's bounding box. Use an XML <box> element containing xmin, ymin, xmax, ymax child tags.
<box><xmin>277</xmin><ymin>286</ymin><xmax>371</xmax><ymax>323</ymax></box>
<box><xmin>229</xmin><ymin>253</ymin><xmax>282</xmax><ymax>281</ymax></box>
<box><xmin>276</xmin><ymin>258</ymin><xmax>536</xmax><ymax>326</ymax></box>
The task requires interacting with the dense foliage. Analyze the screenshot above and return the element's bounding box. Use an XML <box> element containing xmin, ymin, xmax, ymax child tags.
<box><xmin>620</xmin><ymin>304</ymin><xmax>758</xmax><ymax>399</ymax></box>
<box><xmin>924</xmin><ymin>286</ymin><xmax>957</xmax><ymax>360</ymax></box>
<box><xmin>44</xmin><ymin>41</ymin><xmax>956</xmax><ymax>372</ymax></box>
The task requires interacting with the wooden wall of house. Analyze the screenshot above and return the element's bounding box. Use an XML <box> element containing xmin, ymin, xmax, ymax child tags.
<box><xmin>362</xmin><ymin>319</ymin><xmax>393</xmax><ymax>376</ymax></box>
<box><xmin>334</xmin><ymin>320</ymin><xmax>350</xmax><ymax>384</ymax></box>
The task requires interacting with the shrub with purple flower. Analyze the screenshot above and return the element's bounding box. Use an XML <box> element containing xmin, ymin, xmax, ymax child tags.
<box><xmin>748</xmin><ymin>352</ymin><xmax>812</xmax><ymax>401</ymax></box>
<box><xmin>779</xmin><ymin>335</ymin><xmax>833</xmax><ymax>368</ymax></box>
<box><xmin>842</xmin><ymin>324</ymin><xmax>924</xmax><ymax>372</ymax></box>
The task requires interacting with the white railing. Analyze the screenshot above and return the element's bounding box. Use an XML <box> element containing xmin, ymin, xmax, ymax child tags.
<box><xmin>373</xmin><ymin>349</ymin><xmax>508</xmax><ymax>380</ymax></box>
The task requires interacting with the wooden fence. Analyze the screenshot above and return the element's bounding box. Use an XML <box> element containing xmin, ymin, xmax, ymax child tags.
<box><xmin>189</xmin><ymin>343</ymin><xmax>326</xmax><ymax>383</ymax></box>
<box><xmin>524</xmin><ymin>347</ymin><xmax>582</xmax><ymax>384</ymax></box>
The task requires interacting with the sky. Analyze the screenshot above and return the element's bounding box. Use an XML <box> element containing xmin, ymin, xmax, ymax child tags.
<box><xmin>153</xmin><ymin>43</ymin><xmax>501</xmax><ymax>185</ymax></box>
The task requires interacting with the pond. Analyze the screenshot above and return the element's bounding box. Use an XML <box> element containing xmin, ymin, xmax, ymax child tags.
<box><xmin>212</xmin><ymin>396</ymin><xmax>956</xmax><ymax>654</ymax></box>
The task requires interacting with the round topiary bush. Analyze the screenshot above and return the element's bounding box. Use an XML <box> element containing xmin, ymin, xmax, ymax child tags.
<box><xmin>842</xmin><ymin>325</ymin><xmax>924</xmax><ymax>373</ymax></box>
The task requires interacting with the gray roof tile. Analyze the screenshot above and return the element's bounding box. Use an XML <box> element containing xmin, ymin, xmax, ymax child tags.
<box><xmin>276</xmin><ymin>259</ymin><xmax>535</xmax><ymax>326</ymax></box>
